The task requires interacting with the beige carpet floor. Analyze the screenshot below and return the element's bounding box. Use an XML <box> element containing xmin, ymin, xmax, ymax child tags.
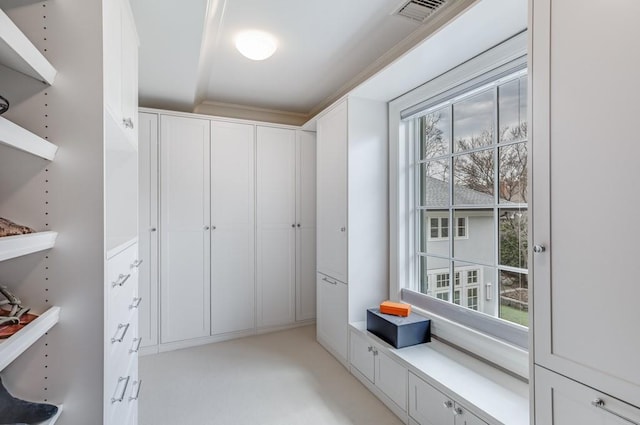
<box><xmin>139</xmin><ymin>325</ymin><xmax>403</xmax><ymax>425</ymax></box>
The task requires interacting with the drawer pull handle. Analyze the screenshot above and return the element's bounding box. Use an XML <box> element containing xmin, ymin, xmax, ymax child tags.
<box><xmin>131</xmin><ymin>259</ymin><xmax>143</xmax><ymax>268</ymax></box>
<box><xmin>130</xmin><ymin>379</ymin><xmax>143</xmax><ymax>401</ymax></box>
<box><xmin>592</xmin><ymin>399</ymin><xmax>639</xmax><ymax>425</ymax></box>
<box><xmin>112</xmin><ymin>273</ymin><xmax>131</xmax><ymax>288</ymax></box>
<box><xmin>111</xmin><ymin>376</ymin><xmax>130</xmax><ymax>403</ymax></box>
<box><xmin>321</xmin><ymin>276</ymin><xmax>338</xmax><ymax>285</ymax></box>
<box><xmin>130</xmin><ymin>337</ymin><xmax>143</xmax><ymax>354</ymax></box>
<box><xmin>130</xmin><ymin>297</ymin><xmax>142</xmax><ymax>309</ymax></box>
<box><xmin>111</xmin><ymin>323</ymin><xmax>130</xmax><ymax>343</ymax></box>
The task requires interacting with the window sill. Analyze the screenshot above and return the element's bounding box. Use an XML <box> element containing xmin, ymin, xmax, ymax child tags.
<box><xmin>410</xmin><ymin>304</ymin><xmax>529</xmax><ymax>379</ymax></box>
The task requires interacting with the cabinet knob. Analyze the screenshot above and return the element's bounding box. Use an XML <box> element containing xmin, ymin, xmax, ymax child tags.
<box><xmin>367</xmin><ymin>346</ymin><xmax>373</xmax><ymax>352</ymax></box>
<box><xmin>443</xmin><ymin>400</ymin><xmax>453</xmax><ymax>409</ymax></box>
<box><xmin>340</xmin><ymin>227</ymin><xmax>346</xmax><ymax>232</ymax></box>
<box><xmin>204</xmin><ymin>226</ymin><xmax>210</xmax><ymax>231</ymax></box>
<box><xmin>533</xmin><ymin>244</ymin><xmax>546</xmax><ymax>253</ymax></box>
<box><xmin>150</xmin><ymin>227</ymin><xmax>157</xmax><ymax>232</ymax></box>
<box><xmin>453</xmin><ymin>407</ymin><xmax>463</xmax><ymax>416</ymax></box>
<box><xmin>297</xmin><ymin>223</ymin><xmax>301</xmax><ymax>227</ymax></box>
<box><xmin>291</xmin><ymin>224</ymin><xmax>296</xmax><ymax>228</ymax></box>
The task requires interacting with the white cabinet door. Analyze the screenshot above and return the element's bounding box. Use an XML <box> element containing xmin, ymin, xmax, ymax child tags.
<box><xmin>535</xmin><ymin>366</ymin><xmax>640</xmax><ymax>425</ymax></box>
<box><xmin>376</xmin><ymin>349</ymin><xmax>407</xmax><ymax>412</ymax></box>
<box><xmin>316</xmin><ymin>100</ymin><xmax>348</xmax><ymax>282</ymax></box>
<box><xmin>349</xmin><ymin>330</ymin><xmax>374</xmax><ymax>382</ymax></box>
<box><xmin>137</xmin><ymin>112</ymin><xmax>158</xmax><ymax>348</ymax></box>
<box><xmin>256</xmin><ymin>126</ymin><xmax>296</xmax><ymax>328</ymax></box>
<box><xmin>103</xmin><ymin>0</ymin><xmax>122</xmax><ymax>122</ymax></box>
<box><xmin>531</xmin><ymin>0</ymin><xmax>640</xmax><ymax>407</ymax></box>
<box><xmin>409</xmin><ymin>372</ymin><xmax>453</xmax><ymax>425</ymax></box>
<box><xmin>120</xmin><ymin>0</ymin><xmax>138</xmax><ymax>140</ymax></box>
<box><xmin>160</xmin><ymin>115</ymin><xmax>211</xmax><ymax>343</ymax></box>
<box><xmin>296</xmin><ymin>130</ymin><xmax>316</xmax><ymax>321</ymax></box>
<box><xmin>317</xmin><ymin>273</ymin><xmax>348</xmax><ymax>364</ymax></box>
<box><xmin>210</xmin><ymin>121</ymin><xmax>255</xmax><ymax>335</ymax></box>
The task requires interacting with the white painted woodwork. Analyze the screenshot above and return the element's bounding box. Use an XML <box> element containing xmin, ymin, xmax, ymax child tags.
<box><xmin>104</xmin><ymin>0</ymin><xmax>138</xmax><ymax>141</ymax></box>
<box><xmin>350</xmin><ymin>330</ymin><xmax>375</xmax><ymax>382</ymax></box>
<box><xmin>0</xmin><ymin>306</ymin><xmax>60</xmax><ymax>372</ymax></box>
<box><xmin>0</xmin><ymin>7</ymin><xmax>56</xmax><ymax>84</ymax></box>
<box><xmin>0</xmin><ymin>231</ymin><xmax>57</xmax><ymax>262</ymax></box>
<box><xmin>376</xmin><ymin>349</ymin><xmax>408</xmax><ymax>413</ymax></box>
<box><xmin>349</xmin><ymin>328</ymin><xmax>408</xmax><ymax>416</ymax></box>
<box><xmin>316</xmin><ymin>100</ymin><xmax>348</xmax><ymax>282</ymax></box>
<box><xmin>160</xmin><ymin>115</ymin><xmax>211</xmax><ymax>343</ymax></box>
<box><xmin>138</xmin><ymin>112</ymin><xmax>158</xmax><ymax>348</ymax></box>
<box><xmin>531</xmin><ymin>0</ymin><xmax>640</xmax><ymax>408</ymax></box>
<box><xmin>316</xmin><ymin>273</ymin><xmax>348</xmax><ymax>365</ymax></box>
<box><xmin>256</xmin><ymin>126</ymin><xmax>297</xmax><ymax>328</ymax></box>
<box><xmin>534</xmin><ymin>366</ymin><xmax>640</xmax><ymax>425</ymax></box>
<box><xmin>0</xmin><ymin>117</ymin><xmax>57</xmax><ymax>160</ymax></box>
<box><xmin>409</xmin><ymin>372</ymin><xmax>488</xmax><ymax>425</ymax></box>
<box><xmin>210</xmin><ymin>120</ymin><xmax>255</xmax><ymax>334</ymax></box>
<box><xmin>295</xmin><ymin>130</ymin><xmax>317</xmax><ymax>321</ymax></box>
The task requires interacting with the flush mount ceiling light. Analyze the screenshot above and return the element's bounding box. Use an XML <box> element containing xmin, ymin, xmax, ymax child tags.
<box><xmin>235</xmin><ymin>30</ymin><xmax>278</xmax><ymax>61</ymax></box>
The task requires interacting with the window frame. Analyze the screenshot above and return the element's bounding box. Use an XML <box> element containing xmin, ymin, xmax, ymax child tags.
<box><xmin>388</xmin><ymin>32</ymin><xmax>529</xmax><ymax>378</ymax></box>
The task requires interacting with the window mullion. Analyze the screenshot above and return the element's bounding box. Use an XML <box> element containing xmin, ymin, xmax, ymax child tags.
<box><xmin>448</xmin><ymin>102</ymin><xmax>455</xmax><ymax>304</ymax></box>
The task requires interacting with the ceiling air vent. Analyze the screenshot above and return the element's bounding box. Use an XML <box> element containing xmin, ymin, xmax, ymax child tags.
<box><xmin>395</xmin><ymin>0</ymin><xmax>448</xmax><ymax>23</ymax></box>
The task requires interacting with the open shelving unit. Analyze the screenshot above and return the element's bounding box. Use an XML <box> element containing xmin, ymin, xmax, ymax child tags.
<box><xmin>0</xmin><ymin>231</ymin><xmax>58</xmax><ymax>262</ymax></box>
<box><xmin>0</xmin><ymin>7</ymin><xmax>56</xmax><ymax>84</ymax></box>
<box><xmin>0</xmin><ymin>306</ymin><xmax>60</xmax><ymax>371</ymax></box>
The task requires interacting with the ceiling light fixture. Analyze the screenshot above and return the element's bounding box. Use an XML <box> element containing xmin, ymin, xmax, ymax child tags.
<box><xmin>235</xmin><ymin>30</ymin><xmax>278</xmax><ymax>61</ymax></box>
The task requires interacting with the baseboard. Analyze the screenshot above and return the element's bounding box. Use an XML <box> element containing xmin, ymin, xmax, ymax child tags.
<box><xmin>151</xmin><ymin>320</ymin><xmax>316</xmax><ymax>354</ymax></box>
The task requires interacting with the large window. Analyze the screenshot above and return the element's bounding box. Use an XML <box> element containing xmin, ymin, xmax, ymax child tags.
<box><xmin>415</xmin><ymin>69</ymin><xmax>528</xmax><ymax>328</ymax></box>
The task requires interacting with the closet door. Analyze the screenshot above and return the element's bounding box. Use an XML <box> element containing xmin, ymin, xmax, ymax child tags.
<box><xmin>138</xmin><ymin>112</ymin><xmax>158</xmax><ymax>348</ymax></box>
<box><xmin>256</xmin><ymin>126</ymin><xmax>296</xmax><ymax>328</ymax></box>
<box><xmin>160</xmin><ymin>115</ymin><xmax>211</xmax><ymax>343</ymax></box>
<box><xmin>296</xmin><ymin>130</ymin><xmax>316</xmax><ymax>321</ymax></box>
<box><xmin>316</xmin><ymin>100</ymin><xmax>348</xmax><ymax>283</ymax></box>
<box><xmin>210</xmin><ymin>121</ymin><xmax>255</xmax><ymax>335</ymax></box>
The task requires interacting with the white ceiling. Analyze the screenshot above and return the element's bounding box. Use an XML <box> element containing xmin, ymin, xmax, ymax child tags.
<box><xmin>130</xmin><ymin>0</ymin><xmax>422</xmax><ymax>116</ymax></box>
<box><xmin>129</xmin><ymin>0</ymin><xmax>527</xmax><ymax>124</ymax></box>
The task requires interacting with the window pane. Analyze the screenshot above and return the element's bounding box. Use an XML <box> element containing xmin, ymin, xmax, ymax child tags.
<box><xmin>453</xmin><ymin>150</ymin><xmax>495</xmax><ymax>205</ymax></box>
<box><xmin>453</xmin><ymin>90</ymin><xmax>495</xmax><ymax>152</ymax></box>
<box><xmin>499</xmin><ymin>143</ymin><xmax>528</xmax><ymax>203</ymax></box>
<box><xmin>441</xmin><ymin>217</ymin><xmax>449</xmax><ymax>238</ymax></box>
<box><xmin>456</xmin><ymin>217</ymin><xmax>467</xmax><ymax>238</ymax></box>
<box><xmin>421</xmin><ymin>107</ymin><xmax>451</xmax><ymax>160</ymax></box>
<box><xmin>498</xmin><ymin>77</ymin><xmax>527</xmax><ymax>143</ymax></box>
<box><xmin>499</xmin><ymin>208</ymin><xmax>528</xmax><ymax>269</ymax></box>
<box><xmin>420</xmin><ymin>211</ymin><xmax>449</xmax><ymax>256</ymax></box>
<box><xmin>418</xmin><ymin>256</ymin><xmax>449</xmax><ymax>296</ymax></box>
<box><xmin>454</xmin><ymin>261</ymin><xmax>496</xmax><ymax>315</ymax></box>
<box><xmin>420</xmin><ymin>160</ymin><xmax>450</xmax><ymax>207</ymax></box>
<box><xmin>453</xmin><ymin>209</ymin><xmax>494</xmax><ymax>265</ymax></box>
<box><xmin>499</xmin><ymin>270</ymin><xmax>529</xmax><ymax>327</ymax></box>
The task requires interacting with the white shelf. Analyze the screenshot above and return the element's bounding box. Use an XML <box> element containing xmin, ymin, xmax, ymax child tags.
<box><xmin>0</xmin><ymin>116</ymin><xmax>58</xmax><ymax>160</ymax></box>
<box><xmin>0</xmin><ymin>231</ymin><xmax>58</xmax><ymax>262</ymax></box>
<box><xmin>0</xmin><ymin>8</ymin><xmax>57</xmax><ymax>84</ymax></box>
<box><xmin>0</xmin><ymin>306</ymin><xmax>60</xmax><ymax>371</ymax></box>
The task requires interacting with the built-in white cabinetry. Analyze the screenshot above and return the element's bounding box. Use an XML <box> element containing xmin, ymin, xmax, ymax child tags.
<box><xmin>350</xmin><ymin>329</ymin><xmax>407</xmax><ymax>418</ymax></box>
<box><xmin>316</xmin><ymin>273</ymin><xmax>348</xmax><ymax>364</ymax></box>
<box><xmin>138</xmin><ymin>110</ymin><xmax>316</xmax><ymax>353</ymax></box>
<box><xmin>159</xmin><ymin>115</ymin><xmax>211</xmax><ymax>343</ymax></box>
<box><xmin>104</xmin><ymin>0</ymin><xmax>138</xmax><ymax>141</ymax></box>
<box><xmin>315</xmin><ymin>96</ymin><xmax>388</xmax><ymax>364</ymax></box>
<box><xmin>138</xmin><ymin>112</ymin><xmax>159</xmax><ymax>349</ymax></box>
<box><xmin>531</xmin><ymin>0</ymin><xmax>640</xmax><ymax>417</ymax></box>
<box><xmin>534</xmin><ymin>366</ymin><xmax>640</xmax><ymax>425</ymax></box>
<box><xmin>211</xmin><ymin>121</ymin><xmax>255</xmax><ymax>335</ymax></box>
<box><xmin>409</xmin><ymin>372</ymin><xmax>487</xmax><ymax>425</ymax></box>
<box><xmin>256</xmin><ymin>126</ymin><xmax>297</xmax><ymax>328</ymax></box>
<box><xmin>295</xmin><ymin>131</ymin><xmax>317</xmax><ymax>321</ymax></box>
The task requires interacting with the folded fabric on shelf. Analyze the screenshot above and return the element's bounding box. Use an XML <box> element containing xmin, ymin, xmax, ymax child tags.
<box><xmin>0</xmin><ymin>218</ymin><xmax>35</xmax><ymax>238</ymax></box>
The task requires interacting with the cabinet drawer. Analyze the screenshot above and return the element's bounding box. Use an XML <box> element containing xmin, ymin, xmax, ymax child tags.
<box><xmin>107</xmin><ymin>353</ymin><xmax>137</xmax><ymax>425</ymax></box>
<box><xmin>535</xmin><ymin>366</ymin><xmax>640</xmax><ymax>425</ymax></box>
<box><xmin>108</xmin><ymin>318</ymin><xmax>139</xmax><ymax>369</ymax></box>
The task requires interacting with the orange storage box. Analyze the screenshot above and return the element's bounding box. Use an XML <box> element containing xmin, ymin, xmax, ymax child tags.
<box><xmin>379</xmin><ymin>301</ymin><xmax>411</xmax><ymax>317</ymax></box>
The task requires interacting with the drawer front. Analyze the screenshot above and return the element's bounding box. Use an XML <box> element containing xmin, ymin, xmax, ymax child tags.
<box><xmin>107</xmin><ymin>354</ymin><xmax>137</xmax><ymax>425</ymax></box>
<box><xmin>409</xmin><ymin>372</ymin><xmax>452</xmax><ymax>425</ymax></box>
<box><xmin>108</xmin><ymin>318</ymin><xmax>139</xmax><ymax>371</ymax></box>
<box><xmin>108</xmin><ymin>244</ymin><xmax>140</xmax><ymax>329</ymax></box>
